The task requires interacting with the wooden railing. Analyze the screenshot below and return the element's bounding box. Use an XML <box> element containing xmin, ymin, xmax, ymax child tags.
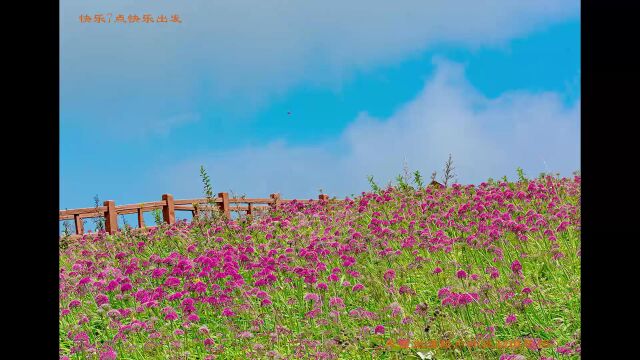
<box><xmin>59</xmin><ymin>192</ymin><xmax>338</xmax><ymax>237</ymax></box>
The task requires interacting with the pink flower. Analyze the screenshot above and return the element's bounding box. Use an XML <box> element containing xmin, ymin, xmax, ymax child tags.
<box><xmin>317</xmin><ymin>282</ymin><xmax>328</xmax><ymax>291</ymax></box>
<box><xmin>221</xmin><ymin>308</ymin><xmax>235</xmax><ymax>317</ymax></box>
<box><xmin>151</xmin><ymin>268</ymin><xmax>167</xmax><ymax>279</ymax></box>
<box><xmin>164</xmin><ymin>312</ymin><xmax>178</xmax><ymax>321</ymax></box>
<box><xmin>352</xmin><ymin>284</ymin><xmax>365</xmax><ymax>292</ymax></box>
<box><xmin>505</xmin><ymin>313</ymin><xmax>517</xmax><ymax>325</ymax></box>
<box><xmin>99</xmin><ymin>347</ymin><xmax>117</xmax><ymax>360</ymax></box>
<box><xmin>456</xmin><ymin>270</ymin><xmax>468</xmax><ymax>279</ymax></box>
<box><xmin>68</xmin><ymin>300</ymin><xmax>81</xmax><ymax>308</ymax></box>
<box><xmin>383</xmin><ymin>269</ymin><xmax>396</xmax><ymax>282</ymax></box>
<box><xmin>432</xmin><ymin>267</ymin><xmax>442</xmax><ymax>274</ymax></box>
<box><xmin>304</xmin><ymin>293</ymin><xmax>320</xmax><ymax>302</ymax></box>
<box><xmin>374</xmin><ymin>325</ymin><xmax>385</xmax><ymax>334</ymax></box>
<box><xmin>163</xmin><ymin>277</ymin><xmax>180</xmax><ymax>287</ymax></box>
<box><xmin>510</xmin><ymin>260</ymin><xmax>522</xmax><ymax>274</ymax></box>
<box><xmin>95</xmin><ymin>294</ymin><xmax>109</xmax><ymax>307</ymax></box>
<box><xmin>329</xmin><ymin>297</ymin><xmax>345</xmax><ymax>309</ymax></box>
<box><xmin>187</xmin><ymin>314</ymin><xmax>200</xmax><ymax>322</ymax></box>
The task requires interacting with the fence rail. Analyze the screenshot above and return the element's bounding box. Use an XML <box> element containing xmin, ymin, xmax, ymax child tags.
<box><xmin>59</xmin><ymin>192</ymin><xmax>339</xmax><ymax>238</ymax></box>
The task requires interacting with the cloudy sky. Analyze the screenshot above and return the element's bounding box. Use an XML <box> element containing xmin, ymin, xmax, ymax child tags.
<box><xmin>60</xmin><ymin>1</ymin><xmax>580</xmax><ymax>220</ymax></box>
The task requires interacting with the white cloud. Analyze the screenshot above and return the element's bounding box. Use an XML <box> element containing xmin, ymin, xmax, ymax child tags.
<box><xmin>61</xmin><ymin>0</ymin><xmax>580</xmax><ymax>118</ymax></box>
<box><xmin>158</xmin><ymin>58</ymin><xmax>580</xmax><ymax>199</ymax></box>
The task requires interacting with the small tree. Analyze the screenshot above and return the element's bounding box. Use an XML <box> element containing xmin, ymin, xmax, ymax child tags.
<box><xmin>440</xmin><ymin>154</ymin><xmax>456</xmax><ymax>187</ymax></box>
<box><xmin>413</xmin><ymin>170</ymin><xmax>424</xmax><ymax>188</ymax></box>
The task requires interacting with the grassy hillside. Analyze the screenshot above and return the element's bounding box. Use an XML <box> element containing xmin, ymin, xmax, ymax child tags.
<box><xmin>59</xmin><ymin>176</ymin><xmax>581</xmax><ymax>359</ymax></box>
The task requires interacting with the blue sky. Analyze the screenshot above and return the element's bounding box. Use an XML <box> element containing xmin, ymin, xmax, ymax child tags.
<box><xmin>60</xmin><ymin>1</ymin><xmax>580</xmax><ymax>225</ymax></box>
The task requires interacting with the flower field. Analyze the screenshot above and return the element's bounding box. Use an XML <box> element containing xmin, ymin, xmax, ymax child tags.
<box><xmin>59</xmin><ymin>176</ymin><xmax>581</xmax><ymax>359</ymax></box>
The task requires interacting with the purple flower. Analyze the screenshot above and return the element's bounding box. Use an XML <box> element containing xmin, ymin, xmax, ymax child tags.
<box><xmin>99</xmin><ymin>347</ymin><xmax>117</xmax><ymax>360</ymax></box>
<box><xmin>163</xmin><ymin>277</ymin><xmax>181</xmax><ymax>287</ymax></box>
<box><xmin>383</xmin><ymin>269</ymin><xmax>396</xmax><ymax>282</ymax></box>
<box><xmin>317</xmin><ymin>282</ymin><xmax>328</xmax><ymax>291</ymax></box>
<box><xmin>510</xmin><ymin>260</ymin><xmax>522</xmax><ymax>274</ymax></box>
<box><xmin>329</xmin><ymin>297</ymin><xmax>345</xmax><ymax>309</ymax></box>
<box><xmin>505</xmin><ymin>313</ymin><xmax>517</xmax><ymax>325</ymax></box>
<box><xmin>304</xmin><ymin>293</ymin><xmax>320</xmax><ymax>302</ymax></box>
<box><xmin>95</xmin><ymin>294</ymin><xmax>109</xmax><ymax>307</ymax></box>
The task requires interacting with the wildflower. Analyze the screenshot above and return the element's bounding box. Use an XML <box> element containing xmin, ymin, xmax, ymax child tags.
<box><xmin>304</xmin><ymin>293</ymin><xmax>320</xmax><ymax>302</ymax></box>
<box><xmin>163</xmin><ymin>277</ymin><xmax>181</xmax><ymax>287</ymax></box>
<box><xmin>505</xmin><ymin>314</ymin><xmax>517</xmax><ymax>325</ymax></box>
<box><xmin>99</xmin><ymin>347</ymin><xmax>117</xmax><ymax>360</ymax></box>
<box><xmin>499</xmin><ymin>355</ymin><xmax>525</xmax><ymax>360</ymax></box>
<box><xmin>329</xmin><ymin>297</ymin><xmax>345</xmax><ymax>309</ymax></box>
<box><xmin>374</xmin><ymin>325</ymin><xmax>385</xmax><ymax>334</ymax></box>
<box><xmin>69</xmin><ymin>300</ymin><xmax>81</xmax><ymax>308</ymax></box>
<box><xmin>352</xmin><ymin>283</ymin><xmax>365</xmax><ymax>292</ymax></box>
<box><xmin>305</xmin><ymin>308</ymin><xmax>321</xmax><ymax>319</ymax></box>
<box><xmin>510</xmin><ymin>260</ymin><xmax>522</xmax><ymax>274</ymax></box>
<box><xmin>432</xmin><ymin>267</ymin><xmax>443</xmax><ymax>274</ymax></box>
<box><xmin>398</xmin><ymin>285</ymin><xmax>416</xmax><ymax>295</ymax></box>
<box><xmin>456</xmin><ymin>270</ymin><xmax>468</xmax><ymax>279</ymax></box>
<box><xmin>317</xmin><ymin>282</ymin><xmax>328</xmax><ymax>291</ymax></box>
<box><xmin>187</xmin><ymin>313</ymin><xmax>200</xmax><ymax>322</ymax></box>
<box><xmin>151</xmin><ymin>268</ymin><xmax>167</xmax><ymax>279</ymax></box>
<box><xmin>164</xmin><ymin>312</ymin><xmax>178</xmax><ymax>321</ymax></box>
<box><xmin>221</xmin><ymin>308</ymin><xmax>235</xmax><ymax>317</ymax></box>
<box><xmin>383</xmin><ymin>269</ymin><xmax>396</xmax><ymax>282</ymax></box>
<box><xmin>437</xmin><ymin>287</ymin><xmax>451</xmax><ymax>299</ymax></box>
<box><xmin>95</xmin><ymin>294</ymin><xmax>109</xmax><ymax>307</ymax></box>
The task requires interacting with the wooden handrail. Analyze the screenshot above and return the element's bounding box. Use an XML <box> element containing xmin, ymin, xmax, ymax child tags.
<box><xmin>60</xmin><ymin>193</ymin><xmax>341</xmax><ymax>237</ymax></box>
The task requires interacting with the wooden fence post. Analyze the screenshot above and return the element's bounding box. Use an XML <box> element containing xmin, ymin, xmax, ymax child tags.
<box><xmin>74</xmin><ymin>214</ymin><xmax>84</xmax><ymax>235</ymax></box>
<box><xmin>104</xmin><ymin>200</ymin><xmax>118</xmax><ymax>234</ymax></box>
<box><xmin>319</xmin><ymin>194</ymin><xmax>329</xmax><ymax>201</ymax></box>
<box><xmin>162</xmin><ymin>194</ymin><xmax>176</xmax><ymax>225</ymax></box>
<box><xmin>217</xmin><ymin>192</ymin><xmax>230</xmax><ymax>219</ymax></box>
<box><xmin>137</xmin><ymin>208</ymin><xmax>145</xmax><ymax>228</ymax></box>
<box><xmin>270</xmin><ymin>193</ymin><xmax>281</xmax><ymax>208</ymax></box>
<box><xmin>247</xmin><ymin>203</ymin><xmax>253</xmax><ymax>215</ymax></box>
